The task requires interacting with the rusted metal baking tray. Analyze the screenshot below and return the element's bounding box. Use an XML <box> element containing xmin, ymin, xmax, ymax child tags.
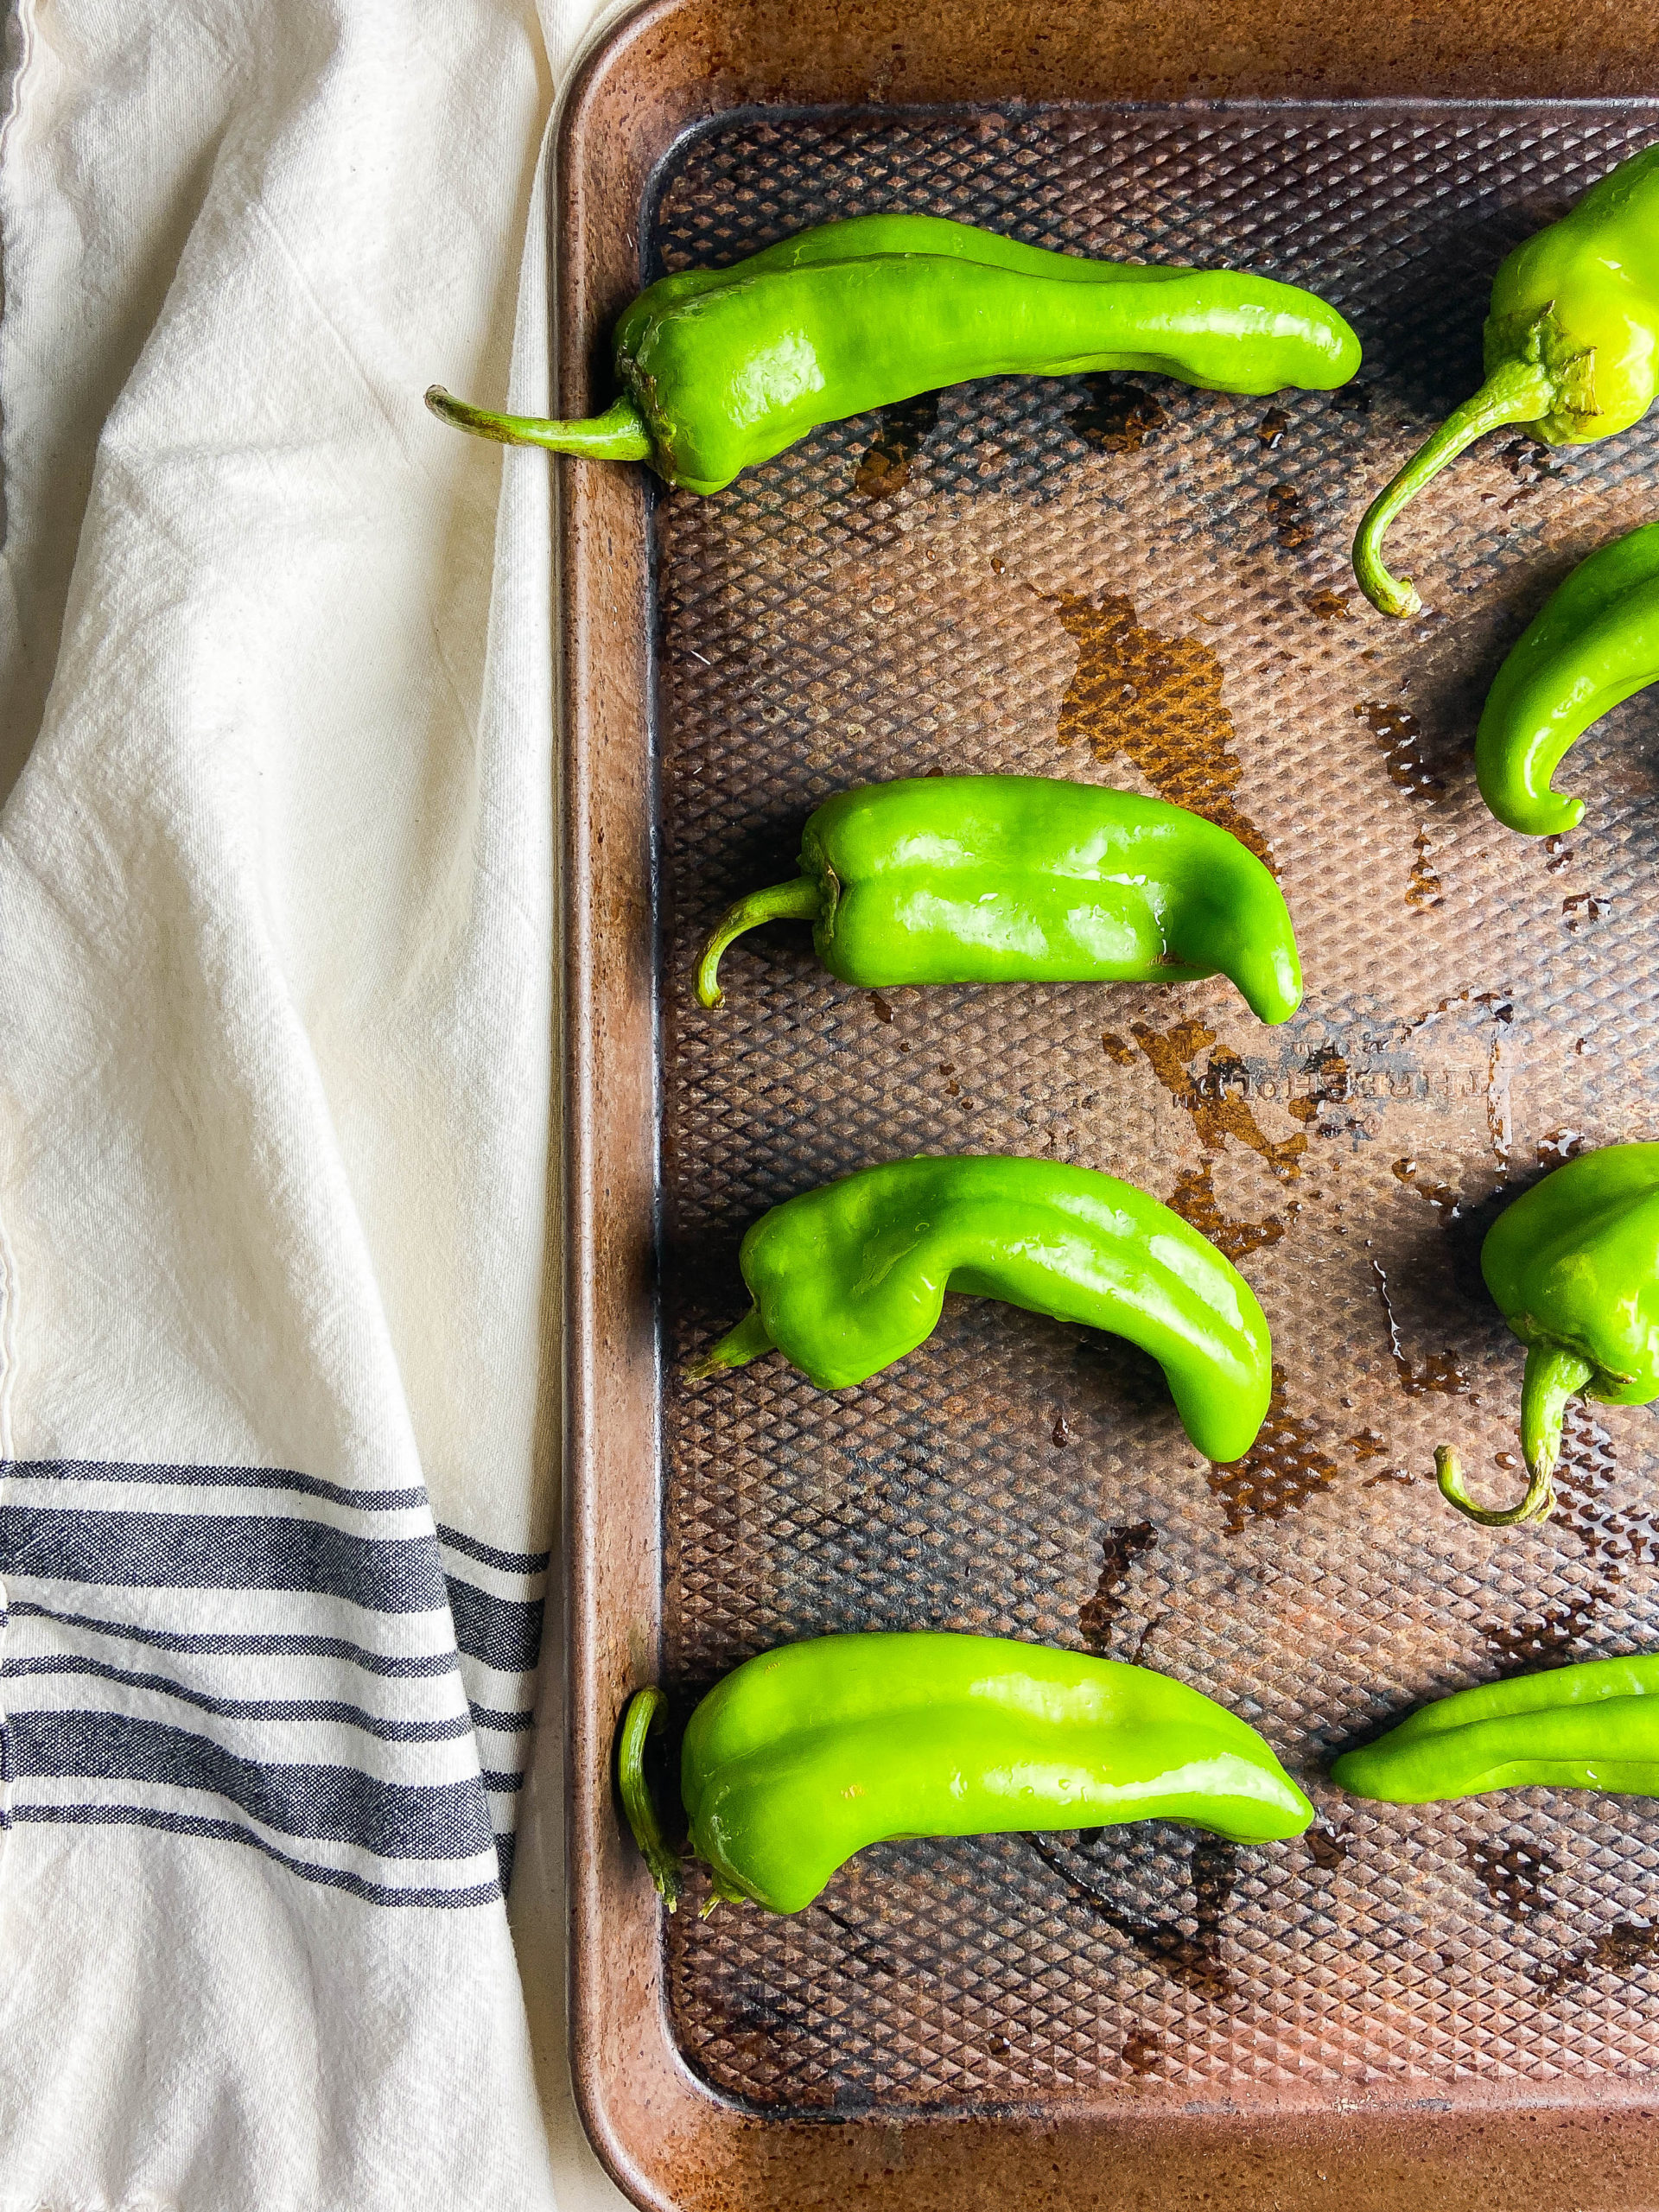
<box><xmin>560</xmin><ymin>3</ymin><xmax>1659</xmax><ymax>2203</ymax></box>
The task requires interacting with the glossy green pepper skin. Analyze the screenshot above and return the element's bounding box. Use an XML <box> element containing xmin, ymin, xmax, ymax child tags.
<box><xmin>1332</xmin><ymin>1651</ymin><xmax>1659</xmax><ymax>1804</ymax></box>
<box><xmin>1476</xmin><ymin>523</ymin><xmax>1659</xmax><ymax>836</ymax></box>
<box><xmin>690</xmin><ymin>1154</ymin><xmax>1273</xmax><ymax>1463</ymax></box>
<box><xmin>1355</xmin><ymin>143</ymin><xmax>1659</xmax><ymax>617</ymax></box>
<box><xmin>427</xmin><ymin>213</ymin><xmax>1361</xmax><ymax>493</ymax></box>
<box><xmin>697</xmin><ymin>775</ymin><xmax>1303</xmax><ymax>1026</ymax></box>
<box><xmin>1436</xmin><ymin>1143</ymin><xmax>1659</xmax><ymax>1529</ymax></box>
<box><xmin>620</xmin><ymin>1634</ymin><xmax>1313</xmax><ymax>1913</ymax></box>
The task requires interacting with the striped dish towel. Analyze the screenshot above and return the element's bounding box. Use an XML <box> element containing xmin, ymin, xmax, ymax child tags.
<box><xmin>1</xmin><ymin>1462</ymin><xmax>547</xmax><ymax>1906</ymax></box>
<box><xmin>0</xmin><ymin>0</ymin><xmax>630</xmax><ymax>2202</ymax></box>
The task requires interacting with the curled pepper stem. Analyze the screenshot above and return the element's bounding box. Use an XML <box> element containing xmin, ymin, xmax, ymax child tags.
<box><xmin>696</xmin><ymin>877</ymin><xmax>823</xmax><ymax>1007</ymax></box>
<box><xmin>686</xmin><ymin>1306</ymin><xmax>775</xmax><ymax>1381</ymax></box>
<box><xmin>1435</xmin><ymin>1444</ymin><xmax>1555</xmax><ymax>1527</ymax></box>
<box><xmin>423</xmin><ymin>386</ymin><xmax>653</xmax><ymax>461</ymax></box>
<box><xmin>1352</xmin><ymin>355</ymin><xmax>1559</xmax><ymax>618</ymax></box>
<box><xmin>618</xmin><ymin>1687</ymin><xmax>683</xmax><ymax>1910</ymax></box>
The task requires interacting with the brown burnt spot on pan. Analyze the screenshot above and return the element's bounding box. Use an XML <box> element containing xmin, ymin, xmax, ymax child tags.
<box><xmin>1563</xmin><ymin>891</ymin><xmax>1610</xmax><ymax>932</ymax></box>
<box><xmin>1266</xmin><ymin>483</ymin><xmax>1313</xmax><ymax>550</ymax></box>
<box><xmin>1464</xmin><ymin>1837</ymin><xmax>1554</xmax><ymax>1923</ymax></box>
<box><xmin>1287</xmin><ymin>1041</ymin><xmax>1350</xmax><ymax>1139</ymax></box>
<box><xmin>1305</xmin><ymin>587</ymin><xmax>1351</xmax><ymax>620</ymax></box>
<box><xmin>1120</xmin><ymin>2028</ymin><xmax>1163</xmax><ymax>2076</ymax></box>
<box><xmin>1371</xmin><ymin>1258</ymin><xmax>1467</xmax><ymax>1397</ymax></box>
<box><xmin>1070</xmin><ymin>377</ymin><xmax>1167</xmax><ymax>454</ymax></box>
<box><xmin>1537</xmin><ymin>1128</ymin><xmax>1588</xmax><ymax>1166</ymax></box>
<box><xmin>1128</xmin><ymin>1614</ymin><xmax>1164</xmax><ymax>1667</ymax></box>
<box><xmin>1206</xmin><ymin>1363</ymin><xmax>1338</xmax><ymax>1535</ymax></box>
<box><xmin>1536</xmin><ymin>1921</ymin><xmax>1659</xmax><ymax>1997</ymax></box>
<box><xmin>1347</xmin><ymin>1427</ymin><xmax>1388</xmax><ymax>1462</ymax></box>
<box><xmin>1549</xmin><ymin>1402</ymin><xmax>1659</xmax><ymax>1578</ymax></box>
<box><xmin>1403</xmin><ymin>988</ymin><xmax>1512</xmax><ymax>1035</ymax></box>
<box><xmin>1358</xmin><ymin>700</ymin><xmax>1446</xmax><ymax>801</ymax></box>
<box><xmin>1406</xmin><ymin>826</ymin><xmax>1443</xmax><ymax>909</ymax></box>
<box><xmin>1077</xmin><ymin>1520</ymin><xmax>1157</xmax><ymax>1650</ymax></box>
<box><xmin>1481</xmin><ymin>1582</ymin><xmax>1605</xmax><ymax>1669</ymax></box>
<box><xmin>1054</xmin><ymin>593</ymin><xmax>1273</xmax><ymax>866</ymax></box>
<box><xmin>1168</xmin><ymin>1838</ymin><xmax>1240</xmax><ymax>1995</ymax></box>
<box><xmin>852</xmin><ymin>390</ymin><xmax>939</xmax><ymax>498</ymax></box>
<box><xmin>1029</xmin><ymin>1834</ymin><xmax>1239</xmax><ymax>1995</ymax></box>
<box><xmin>1305</xmin><ymin>1827</ymin><xmax>1348</xmax><ymax>1872</ymax></box>
<box><xmin>1391</xmin><ymin>1157</ymin><xmax>1462</xmax><ymax>1223</ymax></box>
<box><xmin>1544</xmin><ymin>834</ymin><xmax>1573</xmax><ymax>874</ymax></box>
<box><xmin>1130</xmin><ymin>1018</ymin><xmax>1306</xmax><ymax>1179</ymax></box>
<box><xmin>1100</xmin><ymin>1030</ymin><xmax>1137</xmax><ymax>1066</ymax></box>
<box><xmin>1256</xmin><ymin>407</ymin><xmax>1291</xmax><ymax>449</ymax></box>
<box><xmin>1166</xmin><ymin>1159</ymin><xmax>1285</xmax><ymax>1262</ymax></box>
<box><xmin>868</xmin><ymin>992</ymin><xmax>894</xmax><ymax>1024</ymax></box>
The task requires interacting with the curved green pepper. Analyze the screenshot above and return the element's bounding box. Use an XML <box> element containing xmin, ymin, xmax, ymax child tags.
<box><xmin>690</xmin><ymin>1153</ymin><xmax>1273</xmax><ymax>1462</ymax></box>
<box><xmin>428</xmin><ymin>213</ymin><xmax>1361</xmax><ymax>493</ymax></box>
<box><xmin>1437</xmin><ymin>1143</ymin><xmax>1659</xmax><ymax>1529</ymax></box>
<box><xmin>1476</xmin><ymin>523</ymin><xmax>1659</xmax><ymax>836</ymax></box>
<box><xmin>1332</xmin><ymin>1650</ymin><xmax>1659</xmax><ymax>1804</ymax></box>
<box><xmin>1355</xmin><ymin>143</ymin><xmax>1659</xmax><ymax>617</ymax></box>
<box><xmin>620</xmin><ymin>1633</ymin><xmax>1313</xmax><ymax>1913</ymax></box>
<box><xmin>697</xmin><ymin>775</ymin><xmax>1303</xmax><ymax>1026</ymax></box>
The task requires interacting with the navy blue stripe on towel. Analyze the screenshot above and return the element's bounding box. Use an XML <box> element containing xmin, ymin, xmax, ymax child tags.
<box><xmin>12</xmin><ymin>1806</ymin><xmax>499</xmax><ymax>1909</ymax></box>
<box><xmin>5</xmin><ymin>1599</ymin><xmax>459</xmax><ymax>1678</ymax></box>
<box><xmin>10</xmin><ymin>1711</ymin><xmax>494</xmax><ymax>1859</ymax></box>
<box><xmin>4</xmin><ymin>1460</ymin><xmax>429</xmax><ymax>1512</ymax></box>
<box><xmin>435</xmin><ymin>1522</ymin><xmax>550</xmax><ymax>1575</ymax></box>
<box><xmin>0</xmin><ymin>1508</ymin><xmax>447</xmax><ymax>1611</ymax></box>
<box><xmin>4</xmin><ymin>1656</ymin><xmax>476</xmax><ymax>1742</ymax></box>
<box><xmin>444</xmin><ymin>1576</ymin><xmax>543</xmax><ymax>1674</ymax></box>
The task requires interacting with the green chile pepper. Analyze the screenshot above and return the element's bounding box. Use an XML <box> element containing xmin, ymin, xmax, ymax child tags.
<box><xmin>1355</xmin><ymin>143</ymin><xmax>1659</xmax><ymax>618</ymax></box>
<box><xmin>690</xmin><ymin>1153</ymin><xmax>1273</xmax><ymax>1463</ymax></box>
<box><xmin>1476</xmin><ymin>523</ymin><xmax>1659</xmax><ymax>836</ymax></box>
<box><xmin>427</xmin><ymin>213</ymin><xmax>1361</xmax><ymax>493</ymax></box>
<box><xmin>620</xmin><ymin>1633</ymin><xmax>1313</xmax><ymax>1913</ymax></box>
<box><xmin>697</xmin><ymin>774</ymin><xmax>1303</xmax><ymax>1026</ymax></box>
<box><xmin>1332</xmin><ymin>1651</ymin><xmax>1659</xmax><ymax>1804</ymax></box>
<box><xmin>1437</xmin><ymin>1143</ymin><xmax>1659</xmax><ymax>1529</ymax></box>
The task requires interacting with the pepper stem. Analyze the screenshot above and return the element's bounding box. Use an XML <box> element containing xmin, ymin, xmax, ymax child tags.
<box><xmin>424</xmin><ymin>386</ymin><xmax>653</xmax><ymax>461</ymax></box>
<box><xmin>685</xmin><ymin>1306</ymin><xmax>775</xmax><ymax>1381</ymax></box>
<box><xmin>1435</xmin><ymin>1443</ymin><xmax>1554</xmax><ymax>1528</ymax></box>
<box><xmin>1519</xmin><ymin>1341</ymin><xmax>1595</xmax><ymax>1485</ymax></box>
<box><xmin>1352</xmin><ymin>356</ymin><xmax>1559</xmax><ymax>618</ymax></box>
<box><xmin>696</xmin><ymin>877</ymin><xmax>823</xmax><ymax>1007</ymax></box>
<box><xmin>617</xmin><ymin>1687</ymin><xmax>683</xmax><ymax>1910</ymax></box>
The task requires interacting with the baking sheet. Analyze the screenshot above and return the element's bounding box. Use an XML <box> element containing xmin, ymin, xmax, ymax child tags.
<box><xmin>643</xmin><ymin>98</ymin><xmax>1659</xmax><ymax>2114</ymax></box>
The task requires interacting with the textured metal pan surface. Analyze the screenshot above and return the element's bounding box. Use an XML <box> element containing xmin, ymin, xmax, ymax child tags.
<box><xmin>643</xmin><ymin>98</ymin><xmax>1659</xmax><ymax>2120</ymax></box>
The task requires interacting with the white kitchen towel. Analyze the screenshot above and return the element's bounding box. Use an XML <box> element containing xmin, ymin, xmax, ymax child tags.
<box><xmin>0</xmin><ymin>0</ymin><xmax>627</xmax><ymax>2202</ymax></box>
